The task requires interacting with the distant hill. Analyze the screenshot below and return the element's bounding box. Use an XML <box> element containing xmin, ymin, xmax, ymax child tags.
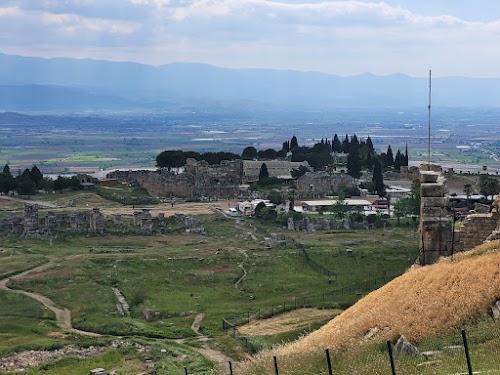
<box><xmin>1</xmin><ymin>53</ymin><xmax>500</xmax><ymax>111</ymax></box>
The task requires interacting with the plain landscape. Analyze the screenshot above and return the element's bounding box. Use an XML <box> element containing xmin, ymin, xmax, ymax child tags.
<box><xmin>0</xmin><ymin>18</ymin><xmax>500</xmax><ymax>375</ymax></box>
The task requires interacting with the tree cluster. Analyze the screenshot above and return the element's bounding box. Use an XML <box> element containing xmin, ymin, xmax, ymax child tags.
<box><xmin>478</xmin><ymin>175</ymin><xmax>500</xmax><ymax>200</ymax></box>
<box><xmin>0</xmin><ymin>164</ymin><xmax>79</xmax><ymax>195</ymax></box>
<box><xmin>156</xmin><ymin>150</ymin><xmax>241</xmax><ymax>169</ymax></box>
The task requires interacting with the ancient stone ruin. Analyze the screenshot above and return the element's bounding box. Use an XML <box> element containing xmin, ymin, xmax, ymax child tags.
<box><xmin>0</xmin><ymin>204</ymin><xmax>205</xmax><ymax>238</ymax></box>
<box><xmin>418</xmin><ymin>170</ymin><xmax>453</xmax><ymax>265</ymax></box>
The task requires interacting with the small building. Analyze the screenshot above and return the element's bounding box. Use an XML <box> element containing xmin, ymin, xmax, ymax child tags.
<box><xmin>298</xmin><ymin>198</ymin><xmax>373</xmax><ymax>213</ymax></box>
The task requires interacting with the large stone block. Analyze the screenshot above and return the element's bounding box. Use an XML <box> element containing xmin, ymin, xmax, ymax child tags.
<box><xmin>421</xmin><ymin>197</ymin><xmax>448</xmax><ymax>208</ymax></box>
<box><xmin>421</xmin><ymin>183</ymin><xmax>445</xmax><ymax>197</ymax></box>
<box><xmin>420</xmin><ymin>172</ymin><xmax>440</xmax><ymax>183</ymax></box>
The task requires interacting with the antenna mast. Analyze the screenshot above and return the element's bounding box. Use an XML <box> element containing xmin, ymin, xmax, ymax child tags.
<box><xmin>427</xmin><ymin>69</ymin><xmax>432</xmax><ymax>168</ymax></box>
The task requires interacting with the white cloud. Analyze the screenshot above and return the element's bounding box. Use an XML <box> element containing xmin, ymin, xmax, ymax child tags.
<box><xmin>1</xmin><ymin>1</ymin><xmax>500</xmax><ymax>76</ymax></box>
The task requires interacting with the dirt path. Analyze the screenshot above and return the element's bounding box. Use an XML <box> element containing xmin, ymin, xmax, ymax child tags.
<box><xmin>234</xmin><ymin>249</ymin><xmax>249</xmax><ymax>289</ymax></box>
<box><xmin>0</xmin><ymin>195</ymin><xmax>58</xmax><ymax>209</ymax></box>
<box><xmin>181</xmin><ymin>313</ymin><xmax>234</xmax><ymax>374</ymax></box>
<box><xmin>0</xmin><ymin>263</ymin><xmax>100</xmax><ymax>337</ymax></box>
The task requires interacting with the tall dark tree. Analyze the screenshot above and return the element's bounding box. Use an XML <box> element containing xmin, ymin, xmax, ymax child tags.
<box><xmin>372</xmin><ymin>158</ymin><xmax>385</xmax><ymax>197</ymax></box>
<box><xmin>350</xmin><ymin>134</ymin><xmax>359</xmax><ymax>147</ymax></box>
<box><xmin>281</xmin><ymin>141</ymin><xmax>290</xmax><ymax>154</ymax></box>
<box><xmin>404</xmin><ymin>144</ymin><xmax>409</xmax><ymax>166</ymax></box>
<box><xmin>2</xmin><ymin>164</ymin><xmax>11</xmax><ymax>175</ymax></box>
<box><xmin>332</xmin><ymin>134</ymin><xmax>342</xmax><ymax>153</ymax></box>
<box><xmin>386</xmin><ymin>145</ymin><xmax>394</xmax><ymax>167</ymax></box>
<box><xmin>156</xmin><ymin>150</ymin><xmax>187</xmax><ymax>170</ymax></box>
<box><xmin>347</xmin><ymin>145</ymin><xmax>362</xmax><ymax>178</ymax></box>
<box><xmin>342</xmin><ymin>134</ymin><xmax>350</xmax><ymax>153</ymax></box>
<box><xmin>242</xmin><ymin>146</ymin><xmax>258</xmax><ymax>159</ymax></box>
<box><xmin>394</xmin><ymin>149</ymin><xmax>405</xmax><ymax>171</ymax></box>
<box><xmin>257</xmin><ymin>148</ymin><xmax>278</xmax><ymax>160</ymax></box>
<box><xmin>366</xmin><ymin>137</ymin><xmax>375</xmax><ymax>154</ymax></box>
<box><xmin>290</xmin><ymin>135</ymin><xmax>299</xmax><ymax>150</ymax></box>
<box><xmin>30</xmin><ymin>165</ymin><xmax>44</xmax><ymax>188</ymax></box>
<box><xmin>258</xmin><ymin>163</ymin><xmax>269</xmax><ymax>180</ymax></box>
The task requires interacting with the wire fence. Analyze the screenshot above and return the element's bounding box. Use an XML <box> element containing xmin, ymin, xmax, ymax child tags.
<box><xmin>222</xmin><ymin>269</ymin><xmax>402</xmax><ymax>335</ymax></box>
<box><xmin>184</xmin><ymin>329</ymin><xmax>500</xmax><ymax>375</ymax></box>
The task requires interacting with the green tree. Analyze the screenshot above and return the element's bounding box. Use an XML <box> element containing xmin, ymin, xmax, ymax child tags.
<box><xmin>331</xmin><ymin>199</ymin><xmax>349</xmax><ymax>219</ymax></box>
<box><xmin>242</xmin><ymin>146</ymin><xmax>257</xmax><ymax>159</ymax></box>
<box><xmin>478</xmin><ymin>175</ymin><xmax>500</xmax><ymax>199</ymax></box>
<box><xmin>290</xmin><ymin>135</ymin><xmax>299</xmax><ymax>150</ymax></box>
<box><xmin>372</xmin><ymin>158</ymin><xmax>385</xmax><ymax>197</ymax></box>
<box><xmin>30</xmin><ymin>165</ymin><xmax>44</xmax><ymax>188</ymax></box>
<box><xmin>16</xmin><ymin>176</ymin><xmax>37</xmax><ymax>195</ymax></box>
<box><xmin>268</xmin><ymin>190</ymin><xmax>284</xmax><ymax>205</ymax></box>
<box><xmin>332</xmin><ymin>134</ymin><xmax>342</xmax><ymax>153</ymax></box>
<box><xmin>156</xmin><ymin>150</ymin><xmax>186</xmax><ymax>170</ymax></box>
<box><xmin>386</xmin><ymin>145</ymin><xmax>394</xmax><ymax>167</ymax></box>
<box><xmin>2</xmin><ymin>164</ymin><xmax>11</xmax><ymax>175</ymax></box>
<box><xmin>259</xmin><ymin>163</ymin><xmax>269</xmax><ymax>180</ymax></box>
<box><xmin>393</xmin><ymin>149</ymin><xmax>405</xmax><ymax>171</ymax></box>
<box><xmin>347</xmin><ymin>146</ymin><xmax>362</xmax><ymax>179</ymax></box>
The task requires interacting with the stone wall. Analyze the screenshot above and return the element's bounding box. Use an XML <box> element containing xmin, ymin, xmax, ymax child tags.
<box><xmin>0</xmin><ymin>204</ymin><xmax>205</xmax><ymax>238</ymax></box>
<box><xmin>418</xmin><ymin>170</ymin><xmax>453</xmax><ymax>265</ymax></box>
<box><xmin>286</xmin><ymin>217</ymin><xmax>369</xmax><ymax>232</ymax></box>
<box><xmin>296</xmin><ymin>172</ymin><xmax>355</xmax><ymax>197</ymax></box>
<box><xmin>456</xmin><ymin>213</ymin><xmax>499</xmax><ymax>251</ymax></box>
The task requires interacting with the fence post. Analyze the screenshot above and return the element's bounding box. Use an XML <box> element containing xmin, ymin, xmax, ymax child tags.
<box><xmin>325</xmin><ymin>348</ymin><xmax>333</xmax><ymax>375</ymax></box>
<box><xmin>273</xmin><ymin>356</ymin><xmax>279</xmax><ymax>375</ymax></box>
<box><xmin>184</xmin><ymin>367</ymin><xmax>188</xmax><ymax>375</ymax></box>
<box><xmin>233</xmin><ymin>326</ymin><xmax>236</xmax><ymax>337</ymax></box>
<box><xmin>222</xmin><ymin>319</ymin><xmax>226</xmax><ymax>332</ymax></box>
<box><xmin>461</xmin><ymin>329</ymin><xmax>473</xmax><ymax>375</ymax></box>
<box><xmin>229</xmin><ymin>361</ymin><xmax>233</xmax><ymax>375</ymax></box>
<box><xmin>386</xmin><ymin>340</ymin><xmax>396</xmax><ymax>375</ymax></box>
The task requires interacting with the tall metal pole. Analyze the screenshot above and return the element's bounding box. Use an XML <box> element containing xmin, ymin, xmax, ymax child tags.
<box><xmin>428</xmin><ymin>69</ymin><xmax>432</xmax><ymax>168</ymax></box>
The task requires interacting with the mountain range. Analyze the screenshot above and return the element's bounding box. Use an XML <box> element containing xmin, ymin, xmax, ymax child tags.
<box><xmin>1</xmin><ymin>52</ymin><xmax>500</xmax><ymax>112</ymax></box>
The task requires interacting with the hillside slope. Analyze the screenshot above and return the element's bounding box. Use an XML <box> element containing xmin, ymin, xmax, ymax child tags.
<box><xmin>238</xmin><ymin>240</ymin><xmax>500</xmax><ymax>372</ymax></box>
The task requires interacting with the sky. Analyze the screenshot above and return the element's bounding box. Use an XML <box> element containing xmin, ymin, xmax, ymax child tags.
<box><xmin>1</xmin><ymin>0</ymin><xmax>500</xmax><ymax>77</ymax></box>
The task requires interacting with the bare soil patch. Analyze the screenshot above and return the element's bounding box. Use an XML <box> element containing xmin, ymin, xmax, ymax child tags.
<box><xmin>237</xmin><ymin>308</ymin><xmax>342</xmax><ymax>336</ymax></box>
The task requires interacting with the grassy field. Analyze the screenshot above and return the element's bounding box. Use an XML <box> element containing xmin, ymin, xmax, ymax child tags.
<box><xmin>0</xmin><ymin>202</ymin><xmax>419</xmax><ymax>373</ymax></box>
<box><xmin>237</xmin><ymin>241</ymin><xmax>500</xmax><ymax>375</ymax></box>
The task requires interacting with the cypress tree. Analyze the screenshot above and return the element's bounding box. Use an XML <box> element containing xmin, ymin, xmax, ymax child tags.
<box><xmin>342</xmin><ymin>134</ymin><xmax>350</xmax><ymax>153</ymax></box>
<box><xmin>347</xmin><ymin>144</ymin><xmax>362</xmax><ymax>178</ymax></box>
<box><xmin>386</xmin><ymin>145</ymin><xmax>394</xmax><ymax>167</ymax></box>
<box><xmin>372</xmin><ymin>158</ymin><xmax>385</xmax><ymax>197</ymax></box>
<box><xmin>332</xmin><ymin>134</ymin><xmax>342</xmax><ymax>153</ymax></box>
<box><xmin>259</xmin><ymin>163</ymin><xmax>269</xmax><ymax>180</ymax></box>
<box><xmin>290</xmin><ymin>136</ymin><xmax>299</xmax><ymax>150</ymax></box>
<box><xmin>405</xmin><ymin>144</ymin><xmax>409</xmax><ymax>166</ymax></box>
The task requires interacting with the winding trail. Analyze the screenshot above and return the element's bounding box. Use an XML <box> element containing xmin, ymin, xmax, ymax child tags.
<box><xmin>234</xmin><ymin>248</ymin><xmax>249</xmax><ymax>289</ymax></box>
<box><xmin>0</xmin><ymin>263</ymin><xmax>101</xmax><ymax>337</ymax></box>
<box><xmin>177</xmin><ymin>313</ymin><xmax>234</xmax><ymax>375</ymax></box>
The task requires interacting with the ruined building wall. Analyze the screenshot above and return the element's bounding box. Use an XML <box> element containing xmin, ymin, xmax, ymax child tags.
<box><xmin>455</xmin><ymin>213</ymin><xmax>499</xmax><ymax>252</ymax></box>
<box><xmin>418</xmin><ymin>170</ymin><xmax>453</xmax><ymax>265</ymax></box>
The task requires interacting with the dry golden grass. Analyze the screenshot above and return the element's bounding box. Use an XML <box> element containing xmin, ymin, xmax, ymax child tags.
<box><xmin>237</xmin><ymin>241</ymin><xmax>500</xmax><ymax>374</ymax></box>
<box><xmin>238</xmin><ymin>308</ymin><xmax>342</xmax><ymax>336</ymax></box>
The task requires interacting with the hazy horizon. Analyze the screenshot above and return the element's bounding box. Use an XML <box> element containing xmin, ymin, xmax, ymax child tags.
<box><xmin>2</xmin><ymin>1</ymin><xmax>500</xmax><ymax>78</ymax></box>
